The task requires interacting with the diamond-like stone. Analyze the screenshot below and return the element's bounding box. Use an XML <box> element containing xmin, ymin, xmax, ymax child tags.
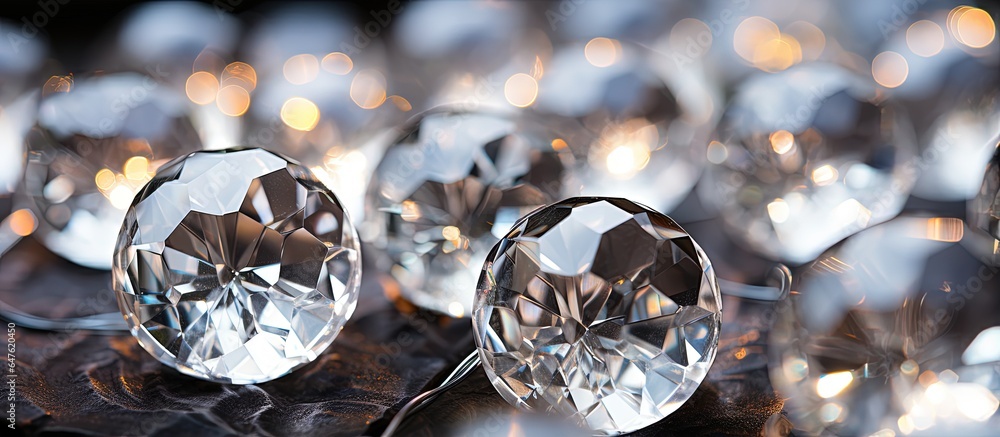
<box><xmin>22</xmin><ymin>73</ymin><xmax>203</xmax><ymax>269</ymax></box>
<box><xmin>473</xmin><ymin>197</ymin><xmax>721</xmax><ymax>435</ymax></box>
<box><xmin>112</xmin><ymin>148</ymin><xmax>361</xmax><ymax>384</ymax></box>
<box><xmin>364</xmin><ymin>111</ymin><xmax>575</xmax><ymax>316</ymax></box>
<box><xmin>702</xmin><ymin>64</ymin><xmax>916</xmax><ymax>263</ymax></box>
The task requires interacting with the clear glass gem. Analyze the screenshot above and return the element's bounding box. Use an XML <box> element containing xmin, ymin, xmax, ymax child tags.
<box><xmin>363</xmin><ymin>111</ymin><xmax>576</xmax><ymax>316</ymax></box>
<box><xmin>770</xmin><ymin>215</ymin><xmax>1000</xmax><ymax>435</ymax></box>
<box><xmin>702</xmin><ymin>64</ymin><xmax>916</xmax><ymax>263</ymax></box>
<box><xmin>473</xmin><ymin>197</ymin><xmax>722</xmax><ymax>435</ymax></box>
<box><xmin>112</xmin><ymin>148</ymin><xmax>361</xmax><ymax>384</ymax></box>
<box><xmin>21</xmin><ymin>72</ymin><xmax>203</xmax><ymax>269</ymax></box>
<box><xmin>536</xmin><ymin>41</ymin><xmax>714</xmax><ymax>213</ymax></box>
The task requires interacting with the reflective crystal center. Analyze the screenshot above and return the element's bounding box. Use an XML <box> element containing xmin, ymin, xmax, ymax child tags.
<box><xmin>365</xmin><ymin>111</ymin><xmax>574</xmax><ymax>316</ymax></box>
<box><xmin>112</xmin><ymin>148</ymin><xmax>361</xmax><ymax>384</ymax></box>
<box><xmin>473</xmin><ymin>197</ymin><xmax>721</xmax><ymax>435</ymax></box>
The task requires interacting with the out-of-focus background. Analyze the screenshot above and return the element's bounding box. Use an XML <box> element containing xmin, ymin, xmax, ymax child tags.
<box><xmin>0</xmin><ymin>1</ymin><xmax>998</xmax><ymax>436</ymax></box>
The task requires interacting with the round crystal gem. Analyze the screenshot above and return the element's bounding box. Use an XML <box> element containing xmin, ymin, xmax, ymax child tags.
<box><xmin>112</xmin><ymin>148</ymin><xmax>361</xmax><ymax>384</ymax></box>
<box><xmin>364</xmin><ymin>111</ymin><xmax>575</xmax><ymax>316</ymax></box>
<box><xmin>473</xmin><ymin>197</ymin><xmax>721</xmax><ymax>435</ymax></box>
<box><xmin>22</xmin><ymin>72</ymin><xmax>203</xmax><ymax>269</ymax></box>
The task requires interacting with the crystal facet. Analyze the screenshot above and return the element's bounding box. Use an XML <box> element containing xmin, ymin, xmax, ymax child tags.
<box><xmin>22</xmin><ymin>73</ymin><xmax>203</xmax><ymax>269</ymax></box>
<box><xmin>364</xmin><ymin>111</ymin><xmax>576</xmax><ymax>316</ymax></box>
<box><xmin>473</xmin><ymin>197</ymin><xmax>721</xmax><ymax>435</ymax></box>
<box><xmin>112</xmin><ymin>148</ymin><xmax>361</xmax><ymax>384</ymax></box>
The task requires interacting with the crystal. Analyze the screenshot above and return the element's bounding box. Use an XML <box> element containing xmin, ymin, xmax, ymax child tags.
<box><xmin>536</xmin><ymin>41</ymin><xmax>714</xmax><ymax>213</ymax></box>
<box><xmin>473</xmin><ymin>197</ymin><xmax>722</xmax><ymax>435</ymax></box>
<box><xmin>241</xmin><ymin>5</ymin><xmax>384</xmax><ymax>166</ymax></box>
<box><xmin>702</xmin><ymin>64</ymin><xmax>917</xmax><ymax>263</ymax></box>
<box><xmin>363</xmin><ymin>111</ymin><xmax>576</xmax><ymax>316</ymax></box>
<box><xmin>21</xmin><ymin>73</ymin><xmax>203</xmax><ymax>269</ymax></box>
<box><xmin>970</xmin><ymin>141</ymin><xmax>1000</xmax><ymax>264</ymax></box>
<box><xmin>112</xmin><ymin>148</ymin><xmax>361</xmax><ymax>384</ymax></box>
<box><xmin>877</xmin><ymin>22</ymin><xmax>1000</xmax><ymax>201</ymax></box>
<box><xmin>770</xmin><ymin>215</ymin><xmax>1000</xmax><ymax>435</ymax></box>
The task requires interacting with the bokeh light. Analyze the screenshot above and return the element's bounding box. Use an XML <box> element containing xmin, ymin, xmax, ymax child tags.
<box><xmin>280</xmin><ymin>97</ymin><xmax>321</xmax><ymax>131</ymax></box>
<box><xmin>321</xmin><ymin>52</ymin><xmax>354</xmax><ymax>75</ymax></box>
<box><xmin>284</xmin><ymin>54</ymin><xmax>320</xmax><ymax>85</ymax></box>
<box><xmin>504</xmin><ymin>73</ymin><xmax>538</xmax><ymax>107</ymax></box>
<box><xmin>584</xmin><ymin>37</ymin><xmax>621</xmax><ymax>67</ymax></box>
<box><xmin>350</xmin><ymin>69</ymin><xmax>387</xmax><ymax>109</ymax></box>
<box><xmin>185</xmin><ymin>71</ymin><xmax>219</xmax><ymax>105</ymax></box>
<box><xmin>906</xmin><ymin>20</ymin><xmax>945</xmax><ymax>57</ymax></box>
<box><xmin>872</xmin><ymin>51</ymin><xmax>909</xmax><ymax>88</ymax></box>
<box><xmin>216</xmin><ymin>84</ymin><xmax>251</xmax><ymax>116</ymax></box>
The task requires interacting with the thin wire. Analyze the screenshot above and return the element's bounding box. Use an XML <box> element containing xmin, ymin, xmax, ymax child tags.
<box><xmin>380</xmin><ymin>350</ymin><xmax>482</xmax><ymax>437</ymax></box>
<box><xmin>718</xmin><ymin>264</ymin><xmax>792</xmax><ymax>301</ymax></box>
<box><xmin>0</xmin><ymin>299</ymin><xmax>128</xmax><ymax>332</ymax></box>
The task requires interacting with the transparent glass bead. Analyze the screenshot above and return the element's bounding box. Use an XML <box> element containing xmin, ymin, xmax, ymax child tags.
<box><xmin>474</xmin><ymin>197</ymin><xmax>722</xmax><ymax>435</ymax></box>
<box><xmin>770</xmin><ymin>216</ymin><xmax>1000</xmax><ymax>435</ymax></box>
<box><xmin>537</xmin><ymin>41</ymin><xmax>713</xmax><ymax>213</ymax></box>
<box><xmin>113</xmin><ymin>148</ymin><xmax>361</xmax><ymax>384</ymax></box>
<box><xmin>703</xmin><ymin>63</ymin><xmax>917</xmax><ymax>263</ymax></box>
<box><xmin>21</xmin><ymin>73</ymin><xmax>203</xmax><ymax>269</ymax></box>
<box><xmin>363</xmin><ymin>111</ymin><xmax>576</xmax><ymax>316</ymax></box>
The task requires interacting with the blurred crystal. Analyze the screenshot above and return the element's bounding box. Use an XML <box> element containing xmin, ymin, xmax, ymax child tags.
<box><xmin>537</xmin><ymin>41</ymin><xmax>714</xmax><ymax>213</ymax></box>
<box><xmin>113</xmin><ymin>148</ymin><xmax>361</xmax><ymax>384</ymax></box>
<box><xmin>702</xmin><ymin>64</ymin><xmax>917</xmax><ymax>263</ymax></box>
<box><xmin>970</xmin><ymin>142</ymin><xmax>1000</xmax><ymax>263</ymax></box>
<box><xmin>877</xmin><ymin>14</ymin><xmax>1000</xmax><ymax>201</ymax></box>
<box><xmin>545</xmin><ymin>0</ymin><xmax>677</xmax><ymax>44</ymax></box>
<box><xmin>388</xmin><ymin>0</ymin><xmax>541</xmax><ymax>115</ymax></box>
<box><xmin>0</xmin><ymin>18</ymin><xmax>46</xmax><ymax>196</ymax></box>
<box><xmin>474</xmin><ymin>197</ymin><xmax>721</xmax><ymax>435</ymax></box>
<box><xmin>394</xmin><ymin>0</ymin><xmax>525</xmax><ymax>73</ymax></box>
<box><xmin>20</xmin><ymin>73</ymin><xmax>203</xmax><ymax>269</ymax></box>
<box><xmin>363</xmin><ymin>111</ymin><xmax>576</xmax><ymax>316</ymax></box>
<box><xmin>241</xmin><ymin>5</ymin><xmax>387</xmax><ymax>166</ymax></box>
<box><xmin>116</xmin><ymin>2</ymin><xmax>238</xmax><ymax>73</ymax></box>
<box><xmin>770</xmin><ymin>215</ymin><xmax>1000</xmax><ymax>435</ymax></box>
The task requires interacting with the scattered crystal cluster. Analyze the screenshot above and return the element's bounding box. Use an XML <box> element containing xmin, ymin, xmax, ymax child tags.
<box><xmin>364</xmin><ymin>111</ymin><xmax>576</xmax><ymax>316</ymax></box>
<box><xmin>113</xmin><ymin>148</ymin><xmax>361</xmax><ymax>384</ymax></box>
<box><xmin>473</xmin><ymin>197</ymin><xmax>721</xmax><ymax>435</ymax></box>
<box><xmin>770</xmin><ymin>216</ymin><xmax>1000</xmax><ymax>435</ymax></box>
<box><xmin>22</xmin><ymin>73</ymin><xmax>203</xmax><ymax>269</ymax></box>
<box><xmin>703</xmin><ymin>64</ymin><xmax>917</xmax><ymax>263</ymax></box>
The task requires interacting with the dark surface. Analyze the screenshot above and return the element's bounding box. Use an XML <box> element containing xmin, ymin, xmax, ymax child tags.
<box><xmin>3</xmin><ymin>236</ymin><xmax>789</xmax><ymax>436</ymax></box>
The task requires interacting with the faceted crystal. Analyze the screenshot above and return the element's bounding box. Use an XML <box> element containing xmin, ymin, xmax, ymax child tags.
<box><xmin>21</xmin><ymin>73</ymin><xmax>203</xmax><ymax>269</ymax></box>
<box><xmin>702</xmin><ymin>64</ymin><xmax>916</xmax><ymax>263</ymax></box>
<box><xmin>473</xmin><ymin>198</ymin><xmax>722</xmax><ymax>435</ymax></box>
<box><xmin>112</xmin><ymin>148</ymin><xmax>361</xmax><ymax>384</ymax></box>
<box><xmin>363</xmin><ymin>111</ymin><xmax>576</xmax><ymax>316</ymax></box>
<box><xmin>770</xmin><ymin>216</ymin><xmax>1000</xmax><ymax>435</ymax></box>
<box><xmin>536</xmin><ymin>41</ymin><xmax>714</xmax><ymax>213</ymax></box>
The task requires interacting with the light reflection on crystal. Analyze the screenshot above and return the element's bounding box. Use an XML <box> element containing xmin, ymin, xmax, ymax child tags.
<box><xmin>473</xmin><ymin>197</ymin><xmax>721</xmax><ymax>435</ymax></box>
<box><xmin>20</xmin><ymin>73</ymin><xmax>203</xmax><ymax>269</ymax></box>
<box><xmin>364</xmin><ymin>111</ymin><xmax>576</xmax><ymax>315</ymax></box>
<box><xmin>770</xmin><ymin>215</ymin><xmax>1000</xmax><ymax>435</ymax></box>
<box><xmin>702</xmin><ymin>64</ymin><xmax>917</xmax><ymax>263</ymax></box>
<box><xmin>113</xmin><ymin>148</ymin><xmax>361</xmax><ymax>384</ymax></box>
<box><xmin>537</xmin><ymin>41</ymin><xmax>713</xmax><ymax>213</ymax></box>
